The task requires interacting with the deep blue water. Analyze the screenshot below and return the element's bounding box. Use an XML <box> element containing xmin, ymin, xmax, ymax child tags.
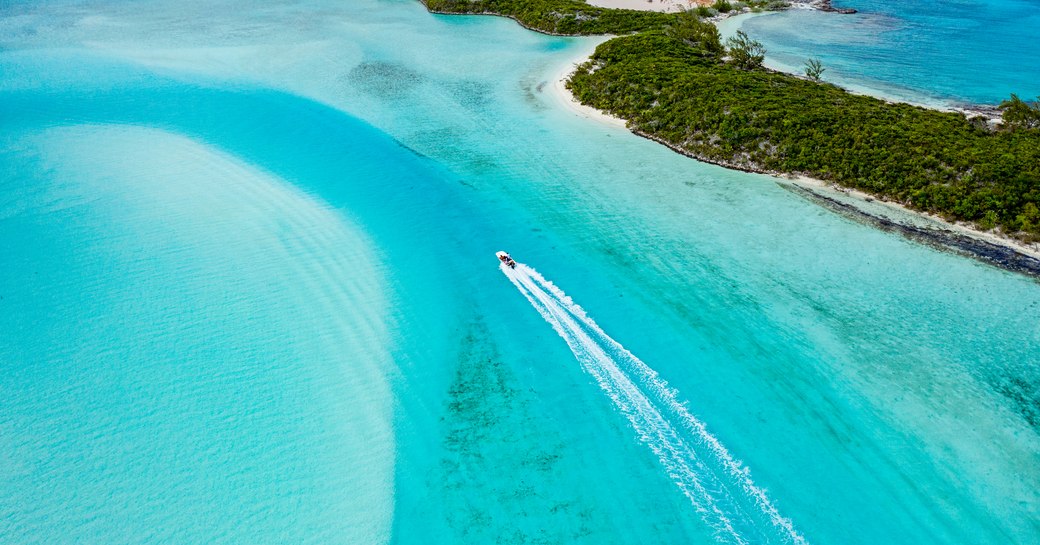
<box><xmin>721</xmin><ymin>0</ymin><xmax>1040</xmax><ymax>105</ymax></box>
<box><xmin>1</xmin><ymin>1</ymin><xmax>1039</xmax><ymax>544</ymax></box>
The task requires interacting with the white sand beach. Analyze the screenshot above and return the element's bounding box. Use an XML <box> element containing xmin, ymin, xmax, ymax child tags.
<box><xmin>585</xmin><ymin>0</ymin><xmax>709</xmax><ymax>13</ymax></box>
<box><xmin>548</xmin><ymin>42</ymin><xmax>630</xmax><ymax>129</ymax></box>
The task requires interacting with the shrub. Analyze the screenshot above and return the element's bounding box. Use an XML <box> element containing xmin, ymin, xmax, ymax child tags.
<box><xmin>726</xmin><ymin>30</ymin><xmax>765</xmax><ymax>70</ymax></box>
<box><xmin>999</xmin><ymin>94</ymin><xmax>1040</xmax><ymax>130</ymax></box>
<box><xmin>804</xmin><ymin>58</ymin><xmax>825</xmax><ymax>81</ymax></box>
<box><xmin>713</xmin><ymin>0</ymin><xmax>734</xmax><ymax>13</ymax></box>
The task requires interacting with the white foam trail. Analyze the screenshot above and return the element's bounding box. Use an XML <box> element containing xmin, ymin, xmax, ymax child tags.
<box><xmin>501</xmin><ymin>261</ymin><xmax>808</xmax><ymax>545</ymax></box>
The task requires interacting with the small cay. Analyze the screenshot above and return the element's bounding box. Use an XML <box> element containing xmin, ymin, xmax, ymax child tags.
<box><xmin>421</xmin><ymin>0</ymin><xmax>1040</xmax><ymax>280</ymax></box>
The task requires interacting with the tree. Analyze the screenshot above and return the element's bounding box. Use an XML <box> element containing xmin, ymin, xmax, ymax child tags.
<box><xmin>999</xmin><ymin>94</ymin><xmax>1040</xmax><ymax>130</ymax></box>
<box><xmin>669</xmin><ymin>9</ymin><xmax>723</xmax><ymax>56</ymax></box>
<box><xmin>726</xmin><ymin>30</ymin><xmax>765</xmax><ymax>70</ymax></box>
<box><xmin>713</xmin><ymin>0</ymin><xmax>734</xmax><ymax>13</ymax></box>
<box><xmin>804</xmin><ymin>58</ymin><xmax>824</xmax><ymax>81</ymax></box>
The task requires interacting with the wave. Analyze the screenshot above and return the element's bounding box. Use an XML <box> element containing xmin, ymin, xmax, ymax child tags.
<box><xmin>501</xmin><ymin>261</ymin><xmax>807</xmax><ymax>545</ymax></box>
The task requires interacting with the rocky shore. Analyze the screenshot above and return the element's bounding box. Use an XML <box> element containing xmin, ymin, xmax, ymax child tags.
<box><xmin>780</xmin><ymin>183</ymin><xmax>1040</xmax><ymax>279</ymax></box>
<box><xmin>618</xmin><ymin>130</ymin><xmax>1040</xmax><ymax>282</ymax></box>
<box><xmin>791</xmin><ymin>0</ymin><xmax>857</xmax><ymax>14</ymax></box>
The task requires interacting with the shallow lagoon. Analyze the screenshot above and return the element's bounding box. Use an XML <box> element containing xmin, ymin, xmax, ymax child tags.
<box><xmin>1</xmin><ymin>1</ymin><xmax>1038</xmax><ymax>543</ymax></box>
<box><xmin>721</xmin><ymin>0</ymin><xmax>1040</xmax><ymax>105</ymax></box>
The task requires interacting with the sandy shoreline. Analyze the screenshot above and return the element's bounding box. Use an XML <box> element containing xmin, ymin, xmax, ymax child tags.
<box><xmin>585</xmin><ymin>0</ymin><xmax>709</xmax><ymax>12</ymax></box>
<box><xmin>547</xmin><ymin>48</ymin><xmax>1040</xmax><ymax>276</ymax></box>
<box><xmin>549</xmin><ymin>39</ymin><xmax>630</xmax><ymax>129</ymax></box>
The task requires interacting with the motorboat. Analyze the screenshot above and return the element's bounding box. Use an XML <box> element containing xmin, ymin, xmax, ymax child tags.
<box><xmin>496</xmin><ymin>251</ymin><xmax>517</xmax><ymax>269</ymax></box>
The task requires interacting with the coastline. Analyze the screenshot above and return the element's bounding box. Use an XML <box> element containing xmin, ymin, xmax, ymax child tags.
<box><xmin>778</xmin><ymin>177</ymin><xmax>1040</xmax><ymax>276</ymax></box>
<box><xmin>549</xmin><ymin>50</ymin><xmax>1040</xmax><ymax>278</ymax></box>
<box><xmin>585</xmin><ymin>0</ymin><xmax>705</xmax><ymax>12</ymax></box>
<box><xmin>716</xmin><ymin>11</ymin><xmax>1003</xmax><ymax>122</ymax></box>
<box><xmin>550</xmin><ymin>39</ymin><xmax>630</xmax><ymax>129</ymax></box>
<box><xmin>420</xmin><ymin>0</ymin><xmax>577</xmax><ymax>36</ymax></box>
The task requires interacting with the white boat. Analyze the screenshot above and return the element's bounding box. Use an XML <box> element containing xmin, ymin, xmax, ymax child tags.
<box><xmin>496</xmin><ymin>251</ymin><xmax>517</xmax><ymax>269</ymax></box>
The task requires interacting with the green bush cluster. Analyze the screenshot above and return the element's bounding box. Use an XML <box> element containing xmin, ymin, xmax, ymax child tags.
<box><xmin>1000</xmin><ymin>94</ymin><xmax>1040</xmax><ymax>131</ymax></box>
<box><xmin>567</xmin><ymin>32</ymin><xmax>1040</xmax><ymax>238</ymax></box>
<box><xmin>422</xmin><ymin>0</ymin><xmax>676</xmax><ymax>34</ymax></box>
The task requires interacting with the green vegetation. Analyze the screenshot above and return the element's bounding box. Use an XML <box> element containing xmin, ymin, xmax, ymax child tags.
<box><xmin>804</xmin><ymin>58</ymin><xmax>825</xmax><ymax>81</ymax></box>
<box><xmin>568</xmin><ymin>31</ymin><xmax>1040</xmax><ymax>239</ymax></box>
<box><xmin>667</xmin><ymin>10</ymin><xmax>723</xmax><ymax>55</ymax></box>
<box><xmin>420</xmin><ymin>1</ymin><xmax>1040</xmax><ymax>239</ymax></box>
<box><xmin>421</xmin><ymin>0</ymin><xmax>784</xmax><ymax>35</ymax></box>
<box><xmin>421</xmin><ymin>0</ymin><xmax>676</xmax><ymax>35</ymax></box>
<box><xmin>712</xmin><ymin>0</ymin><xmax>734</xmax><ymax>13</ymax></box>
<box><xmin>1000</xmin><ymin>94</ymin><xmax>1040</xmax><ymax>131</ymax></box>
<box><xmin>725</xmin><ymin>30</ymin><xmax>765</xmax><ymax>70</ymax></box>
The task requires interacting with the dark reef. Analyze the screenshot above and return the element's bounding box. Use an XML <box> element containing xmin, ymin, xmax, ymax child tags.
<box><xmin>780</xmin><ymin>183</ymin><xmax>1040</xmax><ymax>280</ymax></box>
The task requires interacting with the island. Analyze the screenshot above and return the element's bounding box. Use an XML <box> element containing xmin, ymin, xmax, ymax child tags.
<box><xmin>421</xmin><ymin>0</ymin><xmax>1040</xmax><ymax>277</ymax></box>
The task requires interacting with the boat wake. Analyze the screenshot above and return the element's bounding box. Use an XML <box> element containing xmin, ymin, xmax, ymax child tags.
<box><xmin>500</xmin><ymin>259</ymin><xmax>807</xmax><ymax>545</ymax></box>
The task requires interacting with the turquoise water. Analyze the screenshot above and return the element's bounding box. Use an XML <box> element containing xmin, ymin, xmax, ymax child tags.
<box><xmin>1</xmin><ymin>1</ymin><xmax>1039</xmax><ymax>544</ymax></box>
<box><xmin>721</xmin><ymin>0</ymin><xmax>1040</xmax><ymax>105</ymax></box>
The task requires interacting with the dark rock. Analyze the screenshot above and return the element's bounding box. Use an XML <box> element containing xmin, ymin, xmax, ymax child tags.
<box><xmin>816</xmin><ymin>0</ymin><xmax>857</xmax><ymax>14</ymax></box>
